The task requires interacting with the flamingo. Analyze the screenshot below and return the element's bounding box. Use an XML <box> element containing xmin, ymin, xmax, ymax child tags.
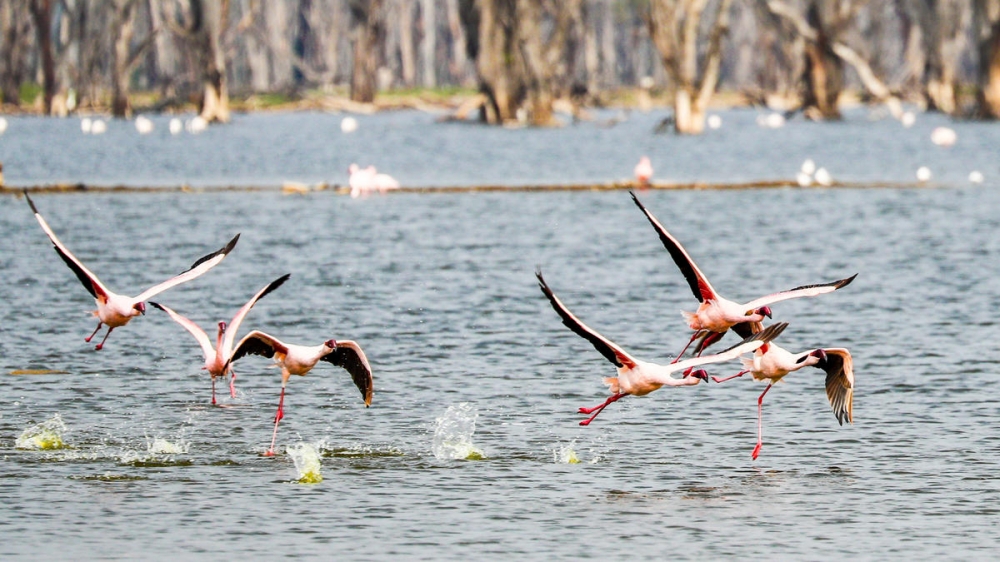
<box><xmin>634</xmin><ymin>156</ymin><xmax>653</xmax><ymax>187</ymax></box>
<box><xmin>712</xmin><ymin>338</ymin><xmax>854</xmax><ymax>460</ymax></box>
<box><xmin>226</xmin><ymin>331</ymin><xmax>373</xmax><ymax>456</ymax></box>
<box><xmin>536</xmin><ymin>270</ymin><xmax>788</xmax><ymax>426</ymax></box>
<box><xmin>630</xmin><ymin>192</ymin><xmax>856</xmax><ymax>359</ymax></box>
<box><xmin>149</xmin><ymin>273</ymin><xmax>290</xmax><ymax>405</ymax></box>
<box><xmin>25</xmin><ymin>191</ymin><xmax>239</xmax><ymax>350</ymax></box>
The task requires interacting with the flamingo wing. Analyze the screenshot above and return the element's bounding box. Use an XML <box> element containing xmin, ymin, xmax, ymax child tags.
<box><xmin>134</xmin><ymin>234</ymin><xmax>240</xmax><ymax>302</ymax></box>
<box><xmin>228</xmin><ymin>330</ymin><xmax>288</xmax><ymax>367</ymax></box>
<box><xmin>742</xmin><ymin>274</ymin><xmax>857</xmax><ymax>311</ymax></box>
<box><xmin>320</xmin><ymin>340</ymin><xmax>373</xmax><ymax>407</ymax></box>
<box><xmin>222</xmin><ymin>273</ymin><xmax>291</xmax><ymax>355</ymax></box>
<box><xmin>536</xmin><ymin>271</ymin><xmax>637</xmax><ymax>370</ymax></box>
<box><xmin>25</xmin><ymin>191</ymin><xmax>110</xmax><ymax>301</ymax></box>
<box><xmin>149</xmin><ymin>301</ymin><xmax>215</xmax><ymax>361</ymax></box>
<box><xmin>630</xmin><ymin>192</ymin><xmax>717</xmax><ymax>302</ymax></box>
<box><xmin>670</xmin><ymin>322</ymin><xmax>788</xmax><ymax>374</ymax></box>
<box><xmin>820</xmin><ymin>348</ymin><xmax>854</xmax><ymax>425</ymax></box>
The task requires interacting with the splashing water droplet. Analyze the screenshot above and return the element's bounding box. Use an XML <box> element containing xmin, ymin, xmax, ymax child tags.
<box><xmin>146</xmin><ymin>437</ymin><xmax>189</xmax><ymax>455</ymax></box>
<box><xmin>16</xmin><ymin>414</ymin><xmax>68</xmax><ymax>450</ymax></box>
<box><xmin>554</xmin><ymin>441</ymin><xmax>581</xmax><ymax>464</ymax></box>
<box><xmin>287</xmin><ymin>442</ymin><xmax>323</xmax><ymax>483</ymax></box>
<box><xmin>433</xmin><ymin>403</ymin><xmax>485</xmax><ymax>460</ymax></box>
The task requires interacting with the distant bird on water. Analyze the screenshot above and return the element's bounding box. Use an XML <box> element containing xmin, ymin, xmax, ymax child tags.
<box><xmin>150</xmin><ymin>274</ymin><xmax>290</xmax><ymax>404</ymax></box>
<box><xmin>634</xmin><ymin>156</ymin><xmax>653</xmax><ymax>187</ymax></box>
<box><xmin>226</xmin><ymin>331</ymin><xmax>373</xmax><ymax>456</ymax></box>
<box><xmin>629</xmin><ymin>192</ymin><xmax>856</xmax><ymax>359</ymax></box>
<box><xmin>713</xmin><ymin>338</ymin><xmax>854</xmax><ymax>460</ymax></box>
<box><xmin>349</xmin><ymin>163</ymin><xmax>399</xmax><ymax>198</ymax></box>
<box><xmin>25</xmin><ymin>191</ymin><xmax>239</xmax><ymax>350</ymax></box>
<box><xmin>536</xmin><ymin>269</ymin><xmax>788</xmax><ymax>426</ymax></box>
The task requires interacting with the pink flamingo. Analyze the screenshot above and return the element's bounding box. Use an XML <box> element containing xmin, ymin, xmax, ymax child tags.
<box><xmin>226</xmin><ymin>331</ymin><xmax>373</xmax><ymax>456</ymax></box>
<box><xmin>713</xmin><ymin>338</ymin><xmax>854</xmax><ymax>460</ymax></box>
<box><xmin>25</xmin><ymin>192</ymin><xmax>239</xmax><ymax>350</ymax></box>
<box><xmin>348</xmin><ymin>163</ymin><xmax>399</xmax><ymax>197</ymax></box>
<box><xmin>630</xmin><ymin>192</ymin><xmax>856</xmax><ymax>359</ymax></box>
<box><xmin>537</xmin><ymin>270</ymin><xmax>787</xmax><ymax>425</ymax></box>
<box><xmin>149</xmin><ymin>274</ymin><xmax>290</xmax><ymax>405</ymax></box>
<box><xmin>634</xmin><ymin>156</ymin><xmax>653</xmax><ymax>187</ymax></box>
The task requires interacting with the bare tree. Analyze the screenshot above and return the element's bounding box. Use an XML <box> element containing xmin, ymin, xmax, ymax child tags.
<box><xmin>896</xmin><ymin>0</ymin><xmax>965</xmax><ymax>114</ymax></box>
<box><xmin>110</xmin><ymin>0</ymin><xmax>159</xmax><ymax>117</ymax></box>
<box><xmin>975</xmin><ymin>0</ymin><xmax>1000</xmax><ymax>118</ymax></box>
<box><xmin>0</xmin><ymin>0</ymin><xmax>33</xmax><ymax>106</ymax></box>
<box><xmin>349</xmin><ymin>0</ymin><xmax>385</xmax><ymax>102</ymax></box>
<box><xmin>646</xmin><ymin>0</ymin><xmax>734</xmax><ymax>134</ymax></box>
<box><xmin>167</xmin><ymin>0</ymin><xmax>230</xmax><ymax>122</ymax></box>
<box><xmin>29</xmin><ymin>0</ymin><xmax>58</xmax><ymax>114</ymax></box>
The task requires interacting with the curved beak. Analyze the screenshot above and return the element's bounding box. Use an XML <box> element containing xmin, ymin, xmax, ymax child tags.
<box><xmin>759</xmin><ymin>306</ymin><xmax>772</xmax><ymax>319</ymax></box>
<box><xmin>135</xmin><ymin>302</ymin><xmax>146</xmax><ymax>315</ymax></box>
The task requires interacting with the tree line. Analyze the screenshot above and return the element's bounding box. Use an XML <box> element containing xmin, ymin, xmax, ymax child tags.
<box><xmin>1</xmin><ymin>0</ymin><xmax>999</xmax><ymax>134</ymax></box>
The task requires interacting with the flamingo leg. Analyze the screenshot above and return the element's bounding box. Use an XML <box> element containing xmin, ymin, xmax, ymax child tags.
<box><xmin>712</xmin><ymin>370</ymin><xmax>748</xmax><ymax>384</ymax></box>
<box><xmin>671</xmin><ymin>331</ymin><xmax>706</xmax><ymax>363</ymax></box>
<box><xmin>93</xmin><ymin>327</ymin><xmax>114</xmax><ymax>350</ymax></box>
<box><xmin>751</xmin><ymin>384</ymin><xmax>772</xmax><ymax>460</ymax></box>
<box><xmin>229</xmin><ymin>370</ymin><xmax>238</xmax><ymax>398</ymax></box>
<box><xmin>578</xmin><ymin>393</ymin><xmax>625</xmax><ymax>426</ymax></box>
<box><xmin>264</xmin><ymin>386</ymin><xmax>286</xmax><ymax>457</ymax></box>
<box><xmin>211</xmin><ymin>377</ymin><xmax>217</xmax><ymax>406</ymax></box>
<box><xmin>84</xmin><ymin>322</ymin><xmax>103</xmax><ymax>343</ymax></box>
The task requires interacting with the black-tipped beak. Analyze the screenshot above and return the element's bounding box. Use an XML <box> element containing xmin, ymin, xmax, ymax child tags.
<box><xmin>812</xmin><ymin>348</ymin><xmax>828</xmax><ymax>364</ymax></box>
<box><xmin>135</xmin><ymin>302</ymin><xmax>146</xmax><ymax>315</ymax></box>
<box><xmin>691</xmin><ymin>369</ymin><xmax>709</xmax><ymax>382</ymax></box>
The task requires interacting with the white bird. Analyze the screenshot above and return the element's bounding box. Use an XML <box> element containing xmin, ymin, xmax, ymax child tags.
<box><xmin>916</xmin><ymin>166</ymin><xmax>932</xmax><ymax>182</ymax></box>
<box><xmin>814</xmin><ymin>167</ymin><xmax>832</xmax><ymax>186</ymax></box>
<box><xmin>0</xmin><ymin>116</ymin><xmax>8</xmax><ymax>135</ymax></box>
<box><xmin>900</xmin><ymin>111</ymin><xmax>916</xmax><ymax>127</ymax></box>
<box><xmin>227</xmin><ymin>331</ymin><xmax>373</xmax><ymax>456</ymax></box>
<box><xmin>149</xmin><ymin>274</ymin><xmax>290</xmax><ymax>405</ymax></box>
<box><xmin>90</xmin><ymin>119</ymin><xmax>107</xmax><ymax>135</ymax></box>
<box><xmin>25</xmin><ymin>192</ymin><xmax>239</xmax><ymax>350</ymax></box>
<box><xmin>169</xmin><ymin>118</ymin><xmax>183</xmax><ymax>135</ymax></box>
<box><xmin>630</xmin><ymin>192</ymin><xmax>856</xmax><ymax>359</ymax></box>
<box><xmin>81</xmin><ymin>117</ymin><xmax>93</xmax><ymax>134</ymax></box>
<box><xmin>801</xmin><ymin>159</ymin><xmax>816</xmax><ymax>175</ymax></box>
<box><xmin>969</xmin><ymin>171</ymin><xmax>985</xmax><ymax>184</ymax></box>
<box><xmin>340</xmin><ymin>116</ymin><xmax>358</xmax><ymax>133</ymax></box>
<box><xmin>930</xmin><ymin>126</ymin><xmax>957</xmax><ymax>146</ymax></box>
<box><xmin>537</xmin><ymin>270</ymin><xmax>788</xmax><ymax>426</ymax></box>
<box><xmin>707</xmin><ymin>115</ymin><xmax>722</xmax><ymax>129</ymax></box>
<box><xmin>796</xmin><ymin>172</ymin><xmax>812</xmax><ymax>187</ymax></box>
<box><xmin>135</xmin><ymin>115</ymin><xmax>154</xmax><ymax>135</ymax></box>
<box><xmin>712</xmin><ymin>339</ymin><xmax>854</xmax><ymax>460</ymax></box>
<box><xmin>634</xmin><ymin>156</ymin><xmax>653</xmax><ymax>187</ymax></box>
<box><xmin>186</xmin><ymin>116</ymin><xmax>207</xmax><ymax>134</ymax></box>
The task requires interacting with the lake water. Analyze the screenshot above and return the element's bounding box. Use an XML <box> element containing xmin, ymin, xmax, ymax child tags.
<box><xmin>0</xmin><ymin>109</ymin><xmax>999</xmax><ymax>560</ymax></box>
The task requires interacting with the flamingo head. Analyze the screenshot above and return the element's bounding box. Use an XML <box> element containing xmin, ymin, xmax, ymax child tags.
<box><xmin>218</xmin><ymin>321</ymin><xmax>227</xmax><ymax>334</ymax></box>
<box><xmin>688</xmin><ymin>369</ymin><xmax>710</xmax><ymax>382</ymax></box>
<box><xmin>324</xmin><ymin>339</ymin><xmax>338</xmax><ymax>350</ymax></box>
<box><xmin>796</xmin><ymin>348</ymin><xmax>827</xmax><ymax>366</ymax></box>
<box><xmin>133</xmin><ymin>302</ymin><xmax>146</xmax><ymax>315</ymax></box>
<box><xmin>749</xmin><ymin>306</ymin><xmax>772</xmax><ymax>319</ymax></box>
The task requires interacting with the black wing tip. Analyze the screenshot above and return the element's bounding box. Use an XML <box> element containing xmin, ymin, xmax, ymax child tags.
<box><xmin>148</xmin><ymin>301</ymin><xmax>165</xmax><ymax>311</ymax></box>
<box><xmin>260</xmin><ymin>273</ymin><xmax>291</xmax><ymax>298</ymax></box>
<box><xmin>223</xmin><ymin>233</ymin><xmax>241</xmax><ymax>254</ymax></box>
<box><xmin>756</xmin><ymin>322</ymin><xmax>788</xmax><ymax>343</ymax></box>
<box><xmin>23</xmin><ymin>190</ymin><xmax>39</xmax><ymax>213</ymax></box>
<box><xmin>836</xmin><ymin>273</ymin><xmax>859</xmax><ymax>288</ymax></box>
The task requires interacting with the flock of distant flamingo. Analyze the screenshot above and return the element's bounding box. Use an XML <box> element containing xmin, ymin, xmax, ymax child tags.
<box><xmin>22</xmin><ymin>187</ymin><xmax>854</xmax><ymax>461</ymax></box>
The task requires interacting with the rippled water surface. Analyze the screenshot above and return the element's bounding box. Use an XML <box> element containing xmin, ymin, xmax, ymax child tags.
<box><xmin>1</xmin><ymin>112</ymin><xmax>1000</xmax><ymax>560</ymax></box>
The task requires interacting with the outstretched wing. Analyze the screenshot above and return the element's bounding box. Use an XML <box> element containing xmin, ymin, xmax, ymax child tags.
<box><xmin>320</xmin><ymin>340</ymin><xmax>373</xmax><ymax>407</ymax></box>
<box><xmin>820</xmin><ymin>348</ymin><xmax>854</xmax><ymax>425</ymax></box>
<box><xmin>222</xmin><ymin>273</ymin><xmax>291</xmax><ymax>355</ymax></box>
<box><xmin>25</xmin><ymin>191</ymin><xmax>110</xmax><ymax>301</ymax></box>
<box><xmin>134</xmin><ymin>234</ymin><xmax>240</xmax><ymax>302</ymax></box>
<box><xmin>227</xmin><ymin>330</ymin><xmax>287</xmax><ymax>369</ymax></box>
<box><xmin>672</xmin><ymin>322</ymin><xmax>788</xmax><ymax>373</ymax></box>
<box><xmin>149</xmin><ymin>301</ymin><xmax>215</xmax><ymax>362</ymax></box>
<box><xmin>536</xmin><ymin>270</ymin><xmax>637</xmax><ymax>370</ymax></box>
<box><xmin>630</xmin><ymin>192</ymin><xmax>717</xmax><ymax>302</ymax></box>
<box><xmin>742</xmin><ymin>274</ymin><xmax>857</xmax><ymax>310</ymax></box>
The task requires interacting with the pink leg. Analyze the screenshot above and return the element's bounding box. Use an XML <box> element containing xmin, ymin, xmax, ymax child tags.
<box><xmin>578</xmin><ymin>393</ymin><xmax>625</xmax><ymax>426</ymax></box>
<box><xmin>211</xmin><ymin>377</ymin><xmax>217</xmax><ymax>406</ymax></box>
<box><xmin>264</xmin><ymin>387</ymin><xmax>286</xmax><ymax>457</ymax></box>
<box><xmin>671</xmin><ymin>331</ymin><xmax>706</xmax><ymax>364</ymax></box>
<box><xmin>229</xmin><ymin>370</ymin><xmax>238</xmax><ymax>398</ymax></box>
<box><xmin>712</xmin><ymin>370</ymin><xmax>748</xmax><ymax>384</ymax></box>
<box><xmin>751</xmin><ymin>384</ymin><xmax>772</xmax><ymax>460</ymax></box>
<box><xmin>93</xmin><ymin>327</ymin><xmax>114</xmax><ymax>350</ymax></box>
<box><xmin>84</xmin><ymin>322</ymin><xmax>103</xmax><ymax>343</ymax></box>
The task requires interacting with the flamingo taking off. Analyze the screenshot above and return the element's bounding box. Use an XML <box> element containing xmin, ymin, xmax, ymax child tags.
<box><xmin>149</xmin><ymin>273</ymin><xmax>290</xmax><ymax>405</ymax></box>
<box><xmin>536</xmin><ymin>270</ymin><xmax>788</xmax><ymax>426</ymax></box>
<box><xmin>25</xmin><ymin>191</ymin><xmax>239</xmax><ymax>350</ymax></box>
<box><xmin>226</xmin><ymin>331</ymin><xmax>373</xmax><ymax>456</ymax></box>
<box><xmin>630</xmin><ymin>192</ymin><xmax>856</xmax><ymax>359</ymax></box>
<box><xmin>634</xmin><ymin>156</ymin><xmax>653</xmax><ymax>187</ymax></box>
<box><xmin>713</xmin><ymin>337</ymin><xmax>854</xmax><ymax>460</ymax></box>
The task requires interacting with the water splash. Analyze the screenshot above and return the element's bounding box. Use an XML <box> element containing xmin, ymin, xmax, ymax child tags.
<box><xmin>554</xmin><ymin>441</ymin><xmax>581</xmax><ymax>464</ymax></box>
<box><xmin>145</xmin><ymin>437</ymin><xmax>189</xmax><ymax>455</ymax></box>
<box><xmin>433</xmin><ymin>403</ymin><xmax>485</xmax><ymax>460</ymax></box>
<box><xmin>15</xmin><ymin>414</ymin><xmax>68</xmax><ymax>450</ymax></box>
<box><xmin>287</xmin><ymin>442</ymin><xmax>323</xmax><ymax>484</ymax></box>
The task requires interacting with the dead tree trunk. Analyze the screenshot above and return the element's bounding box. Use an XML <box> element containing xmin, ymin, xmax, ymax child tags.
<box><xmin>898</xmin><ymin>0</ymin><xmax>964</xmax><ymax>114</ymax></box>
<box><xmin>647</xmin><ymin>0</ymin><xmax>734</xmax><ymax>135</ymax></box>
<box><xmin>802</xmin><ymin>2</ymin><xmax>843</xmax><ymax>119</ymax></box>
<box><xmin>470</xmin><ymin>0</ymin><xmax>524</xmax><ymax>123</ymax></box>
<box><xmin>110</xmin><ymin>0</ymin><xmax>158</xmax><ymax>118</ymax></box>
<box><xmin>0</xmin><ymin>0</ymin><xmax>33</xmax><ymax>106</ymax></box>
<box><xmin>421</xmin><ymin>0</ymin><xmax>436</xmax><ymax>87</ymax></box>
<box><xmin>349</xmin><ymin>0</ymin><xmax>384</xmax><ymax>103</ymax></box>
<box><xmin>29</xmin><ymin>0</ymin><xmax>57</xmax><ymax>114</ymax></box>
<box><xmin>191</xmin><ymin>0</ymin><xmax>229</xmax><ymax>122</ymax></box>
<box><xmin>975</xmin><ymin>0</ymin><xmax>1000</xmax><ymax>118</ymax></box>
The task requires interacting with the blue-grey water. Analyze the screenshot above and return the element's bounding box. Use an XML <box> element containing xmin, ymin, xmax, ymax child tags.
<box><xmin>1</xmin><ymin>109</ymin><xmax>999</xmax><ymax>560</ymax></box>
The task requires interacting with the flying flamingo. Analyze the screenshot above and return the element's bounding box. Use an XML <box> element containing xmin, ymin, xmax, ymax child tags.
<box><xmin>629</xmin><ymin>192</ymin><xmax>856</xmax><ymax>359</ymax></box>
<box><xmin>25</xmin><ymin>192</ymin><xmax>239</xmax><ymax>350</ymax></box>
<box><xmin>149</xmin><ymin>273</ymin><xmax>291</xmax><ymax>405</ymax></box>
<box><xmin>226</xmin><ymin>331</ymin><xmax>373</xmax><ymax>456</ymax></box>
<box><xmin>713</xmin><ymin>338</ymin><xmax>854</xmax><ymax>460</ymax></box>
<box><xmin>634</xmin><ymin>156</ymin><xmax>653</xmax><ymax>187</ymax></box>
<box><xmin>536</xmin><ymin>270</ymin><xmax>788</xmax><ymax>426</ymax></box>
